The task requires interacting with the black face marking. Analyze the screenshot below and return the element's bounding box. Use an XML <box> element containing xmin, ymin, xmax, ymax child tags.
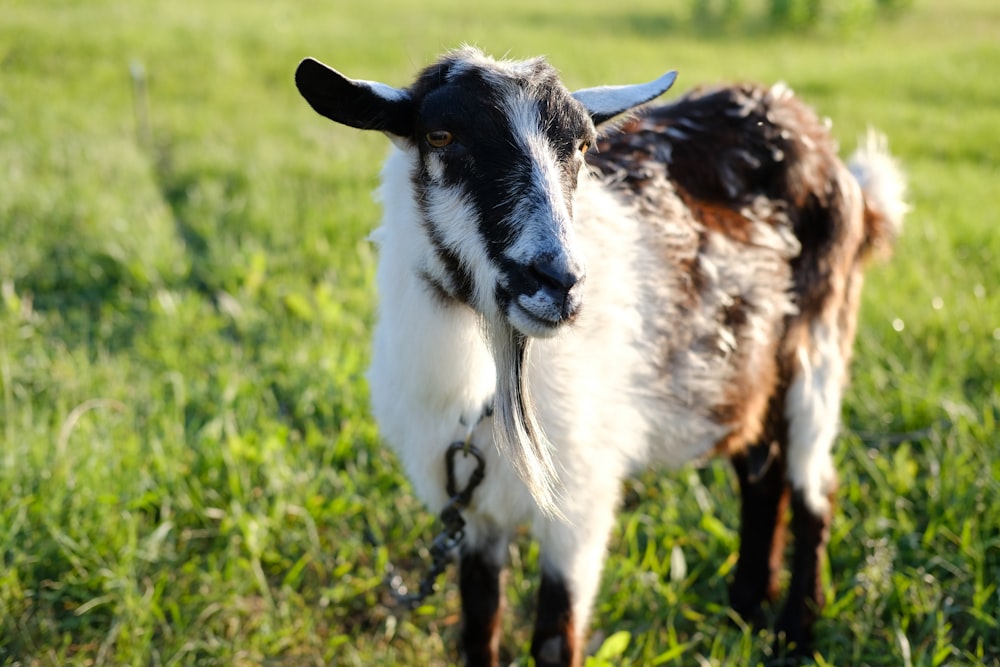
<box><xmin>402</xmin><ymin>54</ymin><xmax>596</xmax><ymax>310</ymax></box>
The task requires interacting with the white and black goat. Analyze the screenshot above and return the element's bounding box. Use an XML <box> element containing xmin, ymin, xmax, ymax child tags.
<box><xmin>295</xmin><ymin>47</ymin><xmax>906</xmax><ymax>666</ymax></box>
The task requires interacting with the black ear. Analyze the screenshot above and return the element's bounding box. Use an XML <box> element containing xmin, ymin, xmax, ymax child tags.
<box><xmin>295</xmin><ymin>57</ymin><xmax>413</xmax><ymax>137</ymax></box>
<box><xmin>572</xmin><ymin>70</ymin><xmax>678</xmax><ymax>126</ymax></box>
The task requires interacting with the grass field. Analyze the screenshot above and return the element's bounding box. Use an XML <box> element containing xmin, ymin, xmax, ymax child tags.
<box><xmin>1</xmin><ymin>0</ymin><xmax>998</xmax><ymax>665</ymax></box>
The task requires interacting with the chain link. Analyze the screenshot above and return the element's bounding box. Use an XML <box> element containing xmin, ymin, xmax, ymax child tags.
<box><xmin>386</xmin><ymin>441</ymin><xmax>486</xmax><ymax>609</ymax></box>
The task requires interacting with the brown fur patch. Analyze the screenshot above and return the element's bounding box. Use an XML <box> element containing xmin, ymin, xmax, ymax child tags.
<box><xmin>589</xmin><ymin>82</ymin><xmax>873</xmax><ymax>459</ymax></box>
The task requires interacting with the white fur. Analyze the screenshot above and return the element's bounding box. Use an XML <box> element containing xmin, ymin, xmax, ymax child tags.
<box><xmin>361</xmin><ymin>79</ymin><xmax>408</xmax><ymax>103</ymax></box>
<box><xmin>849</xmin><ymin>129</ymin><xmax>909</xmax><ymax>240</ymax></box>
<box><xmin>368</xmin><ymin>145</ymin><xmax>797</xmax><ymax>519</ymax></box>
<box><xmin>368</xmin><ymin>150</ymin><xmax>739</xmax><ymax>634</ymax></box>
<box><xmin>503</xmin><ymin>105</ymin><xmax>578</xmax><ymax>267</ymax></box>
<box><xmin>785</xmin><ymin>320</ymin><xmax>843</xmax><ymax>516</ymax></box>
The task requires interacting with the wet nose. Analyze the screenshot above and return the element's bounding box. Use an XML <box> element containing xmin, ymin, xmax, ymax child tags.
<box><xmin>528</xmin><ymin>252</ymin><xmax>584</xmax><ymax>295</ymax></box>
<box><xmin>526</xmin><ymin>252</ymin><xmax>585</xmax><ymax>320</ymax></box>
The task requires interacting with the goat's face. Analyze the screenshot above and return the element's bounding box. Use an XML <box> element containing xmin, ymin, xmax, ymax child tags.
<box><xmin>406</xmin><ymin>55</ymin><xmax>592</xmax><ymax>337</ymax></box>
<box><xmin>296</xmin><ymin>47</ymin><xmax>677</xmax><ymax>339</ymax></box>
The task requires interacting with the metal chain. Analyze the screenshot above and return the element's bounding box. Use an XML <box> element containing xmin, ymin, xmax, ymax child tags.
<box><xmin>386</xmin><ymin>440</ymin><xmax>486</xmax><ymax>609</ymax></box>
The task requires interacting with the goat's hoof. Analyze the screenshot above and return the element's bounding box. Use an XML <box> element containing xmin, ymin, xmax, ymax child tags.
<box><xmin>766</xmin><ymin>651</ymin><xmax>810</xmax><ymax>667</ymax></box>
<box><xmin>767</xmin><ymin>645</ymin><xmax>812</xmax><ymax>667</ymax></box>
<box><xmin>772</xmin><ymin>599</ymin><xmax>819</xmax><ymax>662</ymax></box>
<box><xmin>533</xmin><ymin>635</ymin><xmax>575</xmax><ymax>667</ymax></box>
<box><xmin>728</xmin><ymin>570</ymin><xmax>781</xmax><ymax>626</ymax></box>
<box><xmin>536</xmin><ymin>636</ymin><xmax>563</xmax><ymax>665</ymax></box>
<box><xmin>728</xmin><ymin>585</ymin><xmax>768</xmax><ymax>630</ymax></box>
<box><xmin>729</xmin><ymin>600</ymin><xmax>767</xmax><ymax>630</ymax></box>
<box><xmin>770</xmin><ymin>622</ymin><xmax>814</xmax><ymax>665</ymax></box>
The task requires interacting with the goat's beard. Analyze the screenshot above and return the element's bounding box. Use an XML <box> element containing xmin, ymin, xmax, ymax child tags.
<box><xmin>483</xmin><ymin>316</ymin><xmax>564</xmax><ymax>518</ymax></box>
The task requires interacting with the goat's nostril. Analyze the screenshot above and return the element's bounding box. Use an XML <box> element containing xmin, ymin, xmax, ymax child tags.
<box><xmin>529</xmin><ymin>255</ymin><xmax>583</xmax><ymax>293</ymax></box>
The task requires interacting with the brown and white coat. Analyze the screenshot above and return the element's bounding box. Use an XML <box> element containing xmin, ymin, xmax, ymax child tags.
<box><xmin>295</xmin><ymin>47</ymin><xmax>906</xmax><ymax>666</ymax></box>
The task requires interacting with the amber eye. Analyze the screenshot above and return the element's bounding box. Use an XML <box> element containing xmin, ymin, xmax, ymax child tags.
<box><xmin>426</xmin><ymin>130</ymin><xmax>453</xmax><ymax>148</ymax></box>
<box><xmin>579</xmin><ymin>141</ymin><xmax>591</xmax><ymax>154</ymax></box>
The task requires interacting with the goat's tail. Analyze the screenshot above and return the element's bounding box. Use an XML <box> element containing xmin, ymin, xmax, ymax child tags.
<box><xmin>848</xmin><ymin>129</ymin><xmax>909</xmax><ymax>262</ymax></box>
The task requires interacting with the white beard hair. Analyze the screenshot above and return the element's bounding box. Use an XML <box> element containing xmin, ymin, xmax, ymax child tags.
<box><xmin>482</xmin><ymin>314</ymin><xmax>565</xmax><ymax>519</ymax></box>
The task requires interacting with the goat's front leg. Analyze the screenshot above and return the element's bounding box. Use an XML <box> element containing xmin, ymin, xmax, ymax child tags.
<box><xmin>459</xmin><ymin>536</ymin><xmax>509</xmax><ymax>667</ymax></box>
<box><xmin>531</xmin><ymin>495</ymin><xmax>619</xmax><ymax>667</ymax></box>
<box><xmin>531</xmin><ymin>567</ymin><xmax>578</xmax><ymax>667</ymax></box>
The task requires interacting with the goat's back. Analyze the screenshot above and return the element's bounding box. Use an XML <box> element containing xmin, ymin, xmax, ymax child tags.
<box><xmin>589</xmin><ymin>82</ymin><xmax>863</xmax><ymax>297</ymax></box>
<box><xmin>587</xmin><ymin>83</ymin><xmax>874</xmax><ymax>459</ymax></box>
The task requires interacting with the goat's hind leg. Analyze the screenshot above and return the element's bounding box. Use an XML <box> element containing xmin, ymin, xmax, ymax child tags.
<box><xmin>729</xmin><ymin>438</ymin><xmax>790</xmax><ymax>628</ymax></box>
<box><xmin>775</xmin><ymin>487</ymin><xmax>832</xmax><ymax>657</ymax></box>
<box><xmin>776</xmin><ymin>322</ymin><xmax>844</xmax><ymax>654</ymax></box>
<box><xmin>459</xmin><ymin>535</ymin><xmax>509</xmax><ymax>667</ymax></box>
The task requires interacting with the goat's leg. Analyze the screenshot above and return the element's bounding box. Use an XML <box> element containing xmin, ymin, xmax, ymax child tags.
<box><xmin>774</xmin><ymin>489</ymin><xmax>832</xmax><ymax>655</ymax></box>
<box><xmin>459</xmin><ymin>537</ymin><xmax>509</xmax><ymax>667</ymax></box>
<box><xmin>776</xmin><ymin>321</ymin><xmax>843</xmax><ymax>655</ymax></box>
<box><xmin>729</xmin><ymin>441</ymin><xmax>790</xmax><ymax>627</ymax></box>
<box><xmin>532</xmin><ymin>567</ymin><xmax>578</xmax><ymax>667</ymax></box>
<box><xmin>531</xmin><ymin>498</ymin><xmax>618</xmax><ymax>667</ymax></box>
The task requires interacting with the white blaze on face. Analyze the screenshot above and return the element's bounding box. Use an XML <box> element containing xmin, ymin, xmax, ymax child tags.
<box><xmin>497</xmin><ymin>92</ymin><xmax>586</xmax><ymax>340</ymax></box>
<box><xmin>501</xmin><ymin>94</ymin><xmax>582</xmax><ymax>270</ymax></box>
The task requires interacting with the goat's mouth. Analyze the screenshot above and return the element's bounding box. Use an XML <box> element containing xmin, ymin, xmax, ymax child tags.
<box><xmin>498</xmin><ymin>252</ymin><xmax>585</xmax><ymax>338</ymax></box>
<box><xmin>505</xmin><ymin>287</ymin><xmax>583</xmax><ymax>338</ymax></box>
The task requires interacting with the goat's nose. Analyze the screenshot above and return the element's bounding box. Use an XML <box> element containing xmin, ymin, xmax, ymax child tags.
<box><xmin>529</xmin><ymin>253</ymin><xmax>585</xmax><ymax>295</ymax></box>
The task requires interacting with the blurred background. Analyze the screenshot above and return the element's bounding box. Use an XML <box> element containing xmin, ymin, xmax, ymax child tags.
<box><xmin>1</xmin><ymin>0</ymin><xmax>997</xmax><ymax>665</ymax></box>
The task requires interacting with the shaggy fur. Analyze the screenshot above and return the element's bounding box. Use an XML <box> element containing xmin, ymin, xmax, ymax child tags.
<box><xmin>295</xmin><ymin>47</ymin><xmax>906</xmax><ymax>666</ymax></box>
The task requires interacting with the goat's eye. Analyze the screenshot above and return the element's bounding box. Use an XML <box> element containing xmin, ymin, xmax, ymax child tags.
<box><xmin>579</xmin><ymin>141</ymin><xmax>591</xmax><ymax>154</ymax></box>
<box><xmin>426</xmin><ymin>130</ymin><xmax>453</xmax><ymax>148</ymax></box>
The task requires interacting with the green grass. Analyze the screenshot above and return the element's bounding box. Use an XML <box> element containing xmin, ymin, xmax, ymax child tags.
<box><xmin>1</xmin><ymin>0</ymin><xmax>998</xmax><ymax>665</ymax></box>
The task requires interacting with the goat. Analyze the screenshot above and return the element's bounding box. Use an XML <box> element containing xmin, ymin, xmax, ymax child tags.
<box><xmin>294</xmin><ymin>47</ymin><xmax>906</xmax><ymax>666</ymax></box>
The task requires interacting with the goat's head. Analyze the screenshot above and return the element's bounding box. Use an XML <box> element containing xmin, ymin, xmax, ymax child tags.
<box><xmin>296</xmin><ymin>48</ymin><xmax>676</xmax><ymax>511</ymax></box>
<box><xmin>296</xmin><ymin>47</ymin><xmax>675</xmax><ymax>337</ymax></box>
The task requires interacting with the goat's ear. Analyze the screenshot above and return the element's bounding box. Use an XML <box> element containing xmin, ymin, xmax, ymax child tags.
<box><xmin>295</xmin><ymin>58</ymin><xmax>413</xmax><ymax>137</ymax></box>
<box><xmin>572</xmin><ymin>70</ymin><xmax>678</xmax><ymax>126</ymax></box>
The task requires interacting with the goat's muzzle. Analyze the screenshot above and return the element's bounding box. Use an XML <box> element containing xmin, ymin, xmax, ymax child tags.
<box><xmin>504</xmin><ymin>252</ymin><xmax>585</xmax><ymax>338</ymax></box>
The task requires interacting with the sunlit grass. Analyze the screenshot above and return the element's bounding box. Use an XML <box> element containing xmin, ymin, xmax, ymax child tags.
<box><xmin>1</xmin><ymin>0</ymin><xmax>998</xmax><ymax>664</ymax></box>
